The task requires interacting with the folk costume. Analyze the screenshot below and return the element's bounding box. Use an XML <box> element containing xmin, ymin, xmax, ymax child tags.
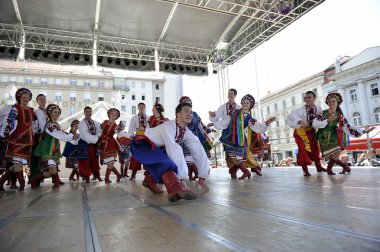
<box><xmin>117</xmin><ymin>122</ymin><xmax>131</xmax><ymax>177</ymax></box>
<box><xmin>219</xmin><ymin>94</ymin><xmax>269</xmax><ymax>179</ymax></box>
<box><xmin>97</xmin><ymin>108</ymin><xmax>123</xmax><ymax>183</ymax></box>
<box><xmin>127</xmin><ymin>111</ymin><xmax>148</xmax><ymax>180</ymax></box>
<box><xmin>31</xmin><ymin>104</ymin><xmax>76</xmax><ymax>188</ymax></box>
<box><xmin>287</xmin><ymin>103</ymin><xmax>326</xmax><ymax>176</ymax></box>
<box><xmin>78</xmin><ymin>113</ymin><xmax>102</xmax><ymax>182</ymax></box>
<box><xmin>0</xmin><ymin>88</ymin><xmax>38</xmax><ymax>191</ymax></box>
<box><xmin>130</xmin><ymin>119</ymin><xmax>209</xmax><ymax>202</ymax></box>
<box><xmin>313</xmin><ymin>92</ymin><xmax>364</xmax><ymax>175</ymax></box>
<box><xmin>62</xmin><ymin>120</ymin><xmax>81</xmax><ymax>181</ymax></box>
<box><xmin>179</xmin><ymin>96</ymin><xmax>213</xmax><ymax>180</ymax></box>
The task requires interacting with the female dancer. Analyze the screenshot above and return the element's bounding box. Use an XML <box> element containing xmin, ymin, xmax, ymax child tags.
<box><xmin>62</xmin><ymin>120</ymin><xmax>81</xmax><ymax>181</ymax></box>
<box><xmin>313</xmin><ymin>92</ymin><xmax>374</xmax><ymax>175</ymax></box>
<box><xmin>148</xmin><ymin>102</ymin><xmax>168</xmax><ymax>128</ymax></box>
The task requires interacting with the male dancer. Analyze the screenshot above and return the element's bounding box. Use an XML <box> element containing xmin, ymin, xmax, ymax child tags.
<box><xmin>287</xmin><ymin>91</ymin><xmax>326</xmax><ymax>176</ymax></box>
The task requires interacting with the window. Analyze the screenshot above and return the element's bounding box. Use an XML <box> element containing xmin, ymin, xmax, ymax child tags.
<box><xmin>98</xmin><ymin>81</ymin><xmax>104</xmax><ymax>87</ymax></box>
<box><xmin>267</xmin><ymin>106</ymin><xmax>270</xmax><ymax>114</ymax></box>
<box><xmin>141</xmin><ymin>82</ymin><xmax>145</xmax><ymax>88</ymax></box>
<box><xmin>132</xmin><ymin>94</ymin><xmax>136</xmax><ymax>100</ymax></box>
<box><xmin>69</xmin><ymin>107</ymin><xmax>76</xmax><ymax>116</ymax></box>
<box><xmin>274</xmin><ymin>103</ymin><xmax>278</xmax><ymax>112</ymax></box>
<box><xmin>350</xmin><ymin>89</ymin><xmax>357</xmax><ymax>102</ymax></box>
<box><xmin>291</xmin><ymin>96</ymin><xmax>295</xmax><ymax>106</ymax></box>
<box><xmin>155</xmin><ymin>84</ymin><xmax>160</xmax><ymax>90</ymax></box>
<box><xmin>142</xmin><ymin>95</ymin><xmax>145</xmax><ymax>101</ymax></box>
<box><xmin>98</xmin><ymin>96</ymin><xmax>104</xmax><ymax>101</ymax></box>
<box><xmin>10</xmin><ymin>76</ymin><xmax>17</xmax><ymax>83</ymax></box>
<box><xmin>70</xmin><ymin>80</ymin><xmax>77</xmax><ymax>86</ymax></box>
<box><xmin>70</xmin><ymin>96</ymin><xmax>76</xmax><ymax>101</ymax></box>
<box><xmin>40</xmin><ymin>78</ymin><xmax>48</xmax><ymax>84</ymax></box>
<box><xmin>84</xmin><ymin>93</ymin><xmax>91</xmax><ymax>104</ymax></box>
<box><xmin>156</xmin><ymin>96</ymin><xmax>160</xmax><ymax>103</ymax></box>
<box><xmin>25</xmin><ymin>77</ymin><xmax>32</xmax><ymax>84</ymax></box>
<box><xmin>122</xmin><ymin>95</ymin><xmax>125</xmax><ymax>100</ymax></box>
<box><xmin>55</xmin><ymin>95</ymin><xmax>62</xmax><ymax>101</ymax></box>
<box><xmin>353</xmin><ymin>112</ymin><xmax>362</xmax><ymax>126</ymax></box>
<box><xmin>282</xmin><ymin>100</ymin><xmax>286</xmax><ymax>109</ymax></box>
<box><xmin>84</xmin><ymin>81</ymin><xmax>91</xmax><ymax>87</ymax></box>
<box><xmin>121</xmin><ymin>105</ymin><xmax>126</xmax><ymax>112</ymax></box>
<box><xmin>313</xmin><ymin>88</ymin><xmax>318</xmax><ymax>96</ymax></box>
<box><xmin>132</xmin><ymin>106</ymin><xmax>136</xmax><ymax>115</ymax></box>
<box><xmin>55</xmin><ymin>79</ymin><xmax>62</xmax><ymax>85</ymax></box>
<box><xmin>375</xmin><ymin>108</ymin><xmax>380</xmax><ymax>123</ymax></box>
<box><xmin>276</xmin><ymin>134</ymin><xmax>281</xmax><ymax>144</ymax></box>
<box><xmin>276</xmin><ymin>121</ymin><xmax>279</xmax><ymax>127</ymax></box>
<box><xmin>371</xmin><ymin>83</ymin><xmax>379</xmax><ymax>96</ymax></box>
<box><xmin>286</xmin><ymin>133</ymin><xmax>290</xmax><ymax>143</ymax></box>
<box><xmin>301</xmin><ymin>92</ymin><xmax>306</xmax><ymax>102</ymax></box>
<box><xmin>131</xmin><ymin>82</ymin><xmax>135</xmax><ymax>88</ymax></box>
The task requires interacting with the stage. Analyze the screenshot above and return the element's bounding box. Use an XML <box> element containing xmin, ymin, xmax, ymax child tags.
<box><xmin>0</xmin><ymin>167</ymin><xmax>379</xmax><ymax>252</ymax></box>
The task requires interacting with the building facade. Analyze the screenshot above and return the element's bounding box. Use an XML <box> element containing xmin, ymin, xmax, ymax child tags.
<box><xmin>252</xmin><ymin>72</ymin><xmax>326</xmax><ymax>164</ymax></box>
<box><xmin>323</xmin><ymin>46</ymin><xmax>380</xmax><ymax>127</ymax></box>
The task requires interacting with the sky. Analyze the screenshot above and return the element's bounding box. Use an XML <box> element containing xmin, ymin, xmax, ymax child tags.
<box><xmin>182</xmin><ymin>0</ymin><xmax>380</xmax><ymax>122</ymax></box>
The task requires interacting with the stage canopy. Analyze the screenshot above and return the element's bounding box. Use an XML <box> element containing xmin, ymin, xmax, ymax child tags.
<box><xmin>0</xmin><ymin>0</ymin><xmax>324</xmax><ymax>73</ymax></box>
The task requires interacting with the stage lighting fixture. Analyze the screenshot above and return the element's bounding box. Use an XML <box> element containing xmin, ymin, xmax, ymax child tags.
<box><xmin>115</xmin><ymin>58</ymin><xmax>121</xmax><ymax>65</ymax></box>
<box><xmin>84</xmin><ymin>55</ymin><xmax>90</xmax><ymax>62</ymax></box>
<box><xmin>32</xmin><ymin>50</ymin><xmax>40</xmax><ymax>57</ymax></box>
<box><xmin>132</xmin><ymin>60</ymin><xmax>138</xmax><ymax>66</ymax></box>
<box><xmin>64</xmin><ymin>53</ymin><xmax>70</xmax><ymax>60</ymax></box>
<box><xmin>178</xmin><ymin>65</ymin><xmax>184</xmax><ymax>71</ymax></box>
<box><xmin>74</xmin><ymin>54</ymin><xmax>80</xmax><ymax>61</ymax></box>
<box><xmin>164</xmin><ymin>64</ymin><xmax>169</xmax><ymax>70</ymax></box>
<box><xmin>171</xmin><ymin>64</ymin><xmax>177</xmax><ymax>71</ymax></box>
<box><xmin>53</xmin><ymin>52</ymin><xmax>61</xmax><ymax>59</ymax></box>
<box><xmin>213</xmin><ymin>69</ymin><xmax>217</xmax><ymax>74</ymax></box>
<box><xmin>201</xmin><ymin>68</ymin><xmax>206</xmax><ymax>73</ymax></box>
<box><xmin>107</xmin><ymin>57</ymin><xmax>113</xmax><ymax>64</ymax></box>
<box><xmin>141</xmin><ymin>60</ymin><xmax>147</xmax><ymax>66</ymax></box>
<box><xmin>185</xmin><ymin>65</ymin><xmax>191</xmax><ymax>71</ymax></box>
<box><xmin>124</xmin><ymin>59</ymin><xmax>130</xmax><ymax>66</ymax></box>
<box><xmin>193</xmin><ymin>67</ymin><xmax>198</xmax><ymax>72</ymax></box>
<box><xmin>9</xmin><ymin>48</ymin><xmax>16</xmax><ymax>54</ymax></box>
<box><xmin>97</xmin><ymin>56</ymin><xmax>103</xmax><ymax>63</ymax></box>
<box><xmin>0</xmin><ymin>47</ymin><xmax>5</xmax><ymax>53</ymax></box>
<box><xmin>42</xmin><ymin>51</ymin><xmax>49</xmax><ymax>58</ymax></box>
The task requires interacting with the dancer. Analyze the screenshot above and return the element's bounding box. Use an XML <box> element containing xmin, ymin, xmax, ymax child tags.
<box><xmin>130</xmin><ymin>102</ymin><xmax>209</xmax><ymax>202</ymax></box>
<box><xmin>116</xmin><ymin>122</ymin><xmax>130</xmax><ymax>177</ymax></box>
<box><xmin>127</xmin><ymin>103</ymin><xmax>147</xmax><ymax>180</ymax></box>
<box><xmin>178</xmin><ymin>96</ymin><xmax>213</xmax><ymax>180</ymax></box>
<box><xmin>313</xmin><ymin>92</ymin><xmax>374</xmax><ymax>175</ymax></box>
<box><xmin>98</xmin><ymin>108</ymin><xmax>123</xmax><ymax>183</ymax></box>
<box><xmin>31</xmin><ymin>104</ymin><xmax>78</xmax><ymax>188</ymax></box>
<box><xmin>287</xmin><ymin>91</ymin><xmax>326</xmax><ymax>176</ymax></box>
<box><xmin>148</xmin><ymin>102</ymin><xmax>169</xmax><ymax>128</ymax></box>
<box><xmin>62</xmin><ymin>120</ymin><xmax>81</xmax><ymax>181</ymax></box>
<box><xmin>78</xmin><ymin>106</ymin><xmax>102</xmax><ymax>182</ymax></box>
<box><xmin>0</xmin><ymin>88</ymin><xmax>38</xmax><ymax>191</ymax></box>
<box><xmin>218</xmin><ymin>94</ymin><xmax>276</xmax><ymax>179</ymax></box>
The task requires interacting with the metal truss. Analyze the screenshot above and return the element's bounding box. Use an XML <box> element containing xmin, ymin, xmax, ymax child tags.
<box><xmin>0</xmin><ymin>0</ymin><xmax>324</xmax><ymax>68</ymax></box>
<box><xmin>0</xmin><ymin>23</ymin><xmax>210</xmax><ymax>67</ymax></box>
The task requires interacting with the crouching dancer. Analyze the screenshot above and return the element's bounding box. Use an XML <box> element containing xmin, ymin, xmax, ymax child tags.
<box><xmin>31</xmin><ymin>104</ymin><xmax>79</xmax><ymax>188</ymax></box>
<box><xmin>130</xmin><ymin>102</ymin><xmax>209</xmax><ymax>202</ymax></box>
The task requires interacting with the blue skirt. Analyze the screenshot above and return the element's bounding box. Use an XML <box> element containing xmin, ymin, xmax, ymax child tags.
<box><xmin>130</xmin><ymin>135</ymin><xmax>178</xmax><ymax>183</ymax></box>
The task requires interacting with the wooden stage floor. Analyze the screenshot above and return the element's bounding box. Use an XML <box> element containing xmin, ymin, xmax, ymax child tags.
<box><xmin>1</xmin><ymin>167</ymin><xmax>380</xmax><ymax>252</ymax></box>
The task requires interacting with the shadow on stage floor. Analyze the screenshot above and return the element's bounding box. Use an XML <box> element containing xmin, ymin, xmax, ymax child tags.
<box><xmin>1</xmin><ymin>167</ymin><xmax>380</xmax><ymax>252</ymax></box>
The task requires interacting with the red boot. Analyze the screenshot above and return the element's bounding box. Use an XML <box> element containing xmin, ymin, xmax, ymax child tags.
<box><xmin>250</xmin><ymin>166</ymin><xmax>262</xmax><ymax>176</ymax></box>
<box><xmin>92</xmin><ymin>171</ymin><xmax>103</xmax><ymax>181</ymax></box>
<box><xmin>142</xmin><ymin>171</ymin><xmax>163</xmax><ymax>194</ymax></box>
<box><xmin>111</xmin><ymin>167</ymin><xmax>122</xmax><ymax>182</ymax></box>
<box><xmin>0</xmin><ymin>169</ymin><xmax>12</xmax><ymax>191</ymax></box>
<box><xmin>30</xmin><ymin>173</ymin><xmax>45</xmax><ymax>188</ymax></box>
<box><xmin>162</xmin><ymin>170</ymin><xmax>197</xmax><ymax>202</ymax></box>
<box><xmin>69</xmin><ymin>169</ymin><xmax>77</xmax><ymax>181</ymax></box>
<box><xmin>327</xmin><ymin>160</ymin><xmax>336</xmax><ymax>175</ymax></box>
<box><xmin>302</xmin><ymin>165</ymin><xmax>311</xmax><ymax>177</ymax></box>
<box><xmin>335</xmin><ymin>159</ymin><xmax>351</xmax><ymax>174</ymax></box>
<box><xmin>237</xmin><ymin>163</ymin><xmax>251</xmax><ymax>180</ymax></box>
<box><xmin>51</xmin><ymin>173</ymin><xmax>61</xmax><ymax>188</ymax></box>
<box><xmin>315</xmin><ymin>161</ymin><xmax>327</xmax><ymax>172</ymax></box>
<box><xmin>129</xmin><ymin>170</ymin><xmax>137</xmax><ymax>181</ymax></box>
<box><xmin>16</xmin><ymin>171</ymin><xmax>25</xmax><ymax>191</ymax></box>
<box><xmin>229</xmin><ymin>165</ymin><xmax>238</xmax><ymax>179</ymax></box>
<box><xmin>104</xmin><ymin>169</ymin><xmax>112</xmax><ymax>184</ymax></box>
<box><xmin>188</xmin><ymin>164</ymin><xmax>199</xmax><ymax>181</ymax></box>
